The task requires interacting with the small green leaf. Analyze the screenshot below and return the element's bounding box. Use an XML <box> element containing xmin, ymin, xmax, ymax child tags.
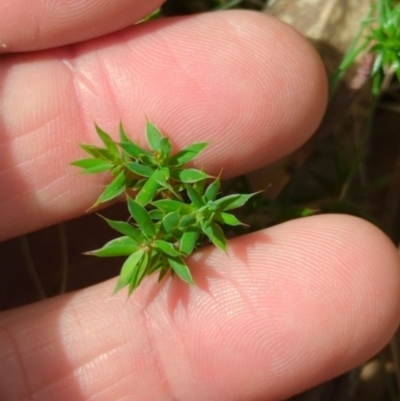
<box><xmin>167</xmin><ymin>256</ymin><xmax>194</xmax><ymax>285</ymax></box>
<box><xmin>153</xmin><ymin>199</ymin><xmax>193</xmax><ymax>214</ymax></box>
<box><xmin>119</xmin><ymin>141</ymin><xmax>151</xmax><ymax>159</ymax></box>
<box><xmin>206</xmin><ymin>200</ymin><xmax>218</xmax><ymax>212</ymax></box>
<box><xmin>154</xmin><ymin>168</ymin><xmax>174</xmax><ymax>191</ymax></box>
<box><xmin>139</xmin><ymin>153</ymin><xmax>157</xmax><ymax>166</ymax></box>
<box><xmin>162</xmin><ymin>212</ymin><xmax>180</xmax><ymax>233</ymax></box>
<box><xmin>179</xmin><ymin>214</ymin><xmax>196</xmax><ymax>228</ymax></box>
<box><xmin>100</xmin><ymin>216</ymin><xmax>143</xmax><ymax>243</ymax></box>
<box><xmin>171</xmin><ymin>169</ymin><xmax>211</xmax><ymax>183</ymax></box>
<box><xmin>136</xmin><ymin>170</ymin><xmax>160</xmax><ymax>205</ymax></box>
<box><xmin>94</xmin><ymin>170</ymin><xmax>127</xmax><ymax>206</ymax></box>
<box><xmin>71</xmin><ymin>158</ymin><xmax>114</xmax><ymax>174</ymax></box>
<box><xmin>160</xmin><ymin>137</ymin><xmax>172</xmax><ymax>157</ymax></box>
<box><xmin>194</xmin><ymin>178</ymin><xmax>206</xmax><ymax>197</ymax></box>
<box><xmin>156</xmin><ymin>167</ymin><xmax>170</xmax><ymax>182</ymax></box>
<box><xmin>126</xmin><ymin>162</ymin><xmax>155</xmax><ymax>177</ymax></box>
<box><xmin>119</xmin><ymin>122</ymin><xmax>131</xmax><ymax>143</ymax></box>
<box><xmin>95</xmin><ymin>125</ymin><xmax>119</xmax><ymax>158</ymax></box>
<box><xmin>128</xmin><ymin>252</ymin><xmax>149</xmax><ymax>295</ymax></box>
<box><xmin>169</xmin><ymin>142</ymin><xmax>208</xmax><ymax>166</ymax></box>
<box><xmin>201</xmin><ymin>221</ymin><xmax>227</xmax><ymax>252</ymax></box>
<box><xmin>204</xmin><ymin>179</ymin><xmax>220</xmax><ymax>201</ymax></box>
<box><xmin>111</xmin><ymin>165</ymin><xmax>123</xmax><ymax>176</ymax></box>
<box><xmin>127</xmin><ymin>197</ymin><xmax>156</xmax><ymax>238</ymax></box>
<box><xmin>158</xmin><ymin>266</ymin><xmax>169</xmax><ymax>282</ymax></box>
<box><xmin>154</xmin><ymin>240</ymin><xmax>180</xmax><ymax>257</ymax></box>
<box><xmin>186</xmin><ymin>185</ymin><xmax>204</xmax><ymax>208</ymax></box>
<box><xmin>80</xmin><ymin>144</ymin><xmax>115</xmax><ymax>161</ymax></box>
<box><xmin>146</xmin><ymin>121</ymin><xmax>163</xmax><ymax>151</ymax></box>
<box><xmin>148</xmin><ymin>209</ymin><xmax>164</xmax><ymax>220</ymax></box>
<box><xmin>214</xmin><ymin>193</ymin><xmax>259</xmax><ymax>211</ymax></box>
<box><xmin>114</xmin><ymin>249</ymin><xmax>145</xmax><ymax>294</ymax></box>
<box><xmin>86</xmin><ymin>236</ymin><xmax>139</xmax><ymax>257</ymax></box>
<box><xmin>147</xmin><ymin>252</ymin><xmax>163</xmax><ymax>274</ymax></box>
<box><xmin>217</xmin><ymin>212</ymin><xmax>243</xmax><ymax>226</ymax></box>
<box><xmin>180</xmin><ymin>228</ymin><xmax>199</xmax><ymax>255</ymax></box>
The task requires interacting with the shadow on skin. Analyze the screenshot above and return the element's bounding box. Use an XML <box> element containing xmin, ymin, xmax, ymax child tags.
<box><xmin>0</xmin><ymin>292</ymin><xmax>88</xmax><ymax>400</ymax></box>
<box><xmin>140</xmin><ymin>229</ymin><xmax>272</xmax><ymax>320</ymax></box>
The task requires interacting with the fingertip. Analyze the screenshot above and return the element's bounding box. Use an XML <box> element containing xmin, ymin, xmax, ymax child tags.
<box><xmin>214</xmin><ymin>11</ymin><xmax>328</xmax><ymax>161</ymax></box>
<box><xmin>198</xmin><ymin>214</ymin><xmax>400</xmax><ymax>398</ymax></box>
<box><xmin>267</xmin><ymin>213</ymin><xmax>400</xmax><ymax>361</ymax></box>
<box><xmin>0</xmin><ymin>0</ymin><xmax>165</xmax><ymax>51</ymax></box>
<box><xmin>327</xmin><ymin>215</ymin><xmax>400</xmax><ymax>349</ymax></box>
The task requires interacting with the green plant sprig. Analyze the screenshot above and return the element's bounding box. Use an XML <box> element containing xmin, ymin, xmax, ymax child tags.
<box><xmin>330</xmin><ymin>0</ymin><xmax>400</xmax><ymax>96</ymax></box>
<box><xmin>72</xmin><ymin>121</ymin><xmax>257</xmax><ymax>296</ymax></box>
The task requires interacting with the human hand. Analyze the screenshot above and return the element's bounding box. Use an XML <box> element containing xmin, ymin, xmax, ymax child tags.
<box><xmin>1</xmin><ymin>1</ymin><xmax>400</xmax><ymax>400</ymax></box>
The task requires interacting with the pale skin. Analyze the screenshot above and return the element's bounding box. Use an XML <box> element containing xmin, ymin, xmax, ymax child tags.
<box><xmin>1</xmin><ymin>1</ymin><xmax>400</xmax><ymax>400</ymax></box>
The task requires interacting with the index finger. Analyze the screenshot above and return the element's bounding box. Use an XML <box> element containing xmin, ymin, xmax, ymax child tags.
<box><xmin>0</xmin><ymin>0</ymin><xmax>163</xmax><ymax>52</ymax></box>
<box><xmin>0</xmin><ymin>11</ymin><xmax>327</xmax><ymax>240</ymax></box>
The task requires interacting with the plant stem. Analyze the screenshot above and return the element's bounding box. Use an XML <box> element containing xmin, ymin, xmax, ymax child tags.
<box><xmin>19</xmin><ymin>235</ymin><xmax>46</xmax><ymax>300</ymax></box>
<box><xmin>339</xmin><ymin>93</ymin><xmax>379</xmax><ymax>200</ymax></box>
<box><xmin>57</xmin><ymin>223</ymin><xmax>69</xmax><ymax>294</ymax></box>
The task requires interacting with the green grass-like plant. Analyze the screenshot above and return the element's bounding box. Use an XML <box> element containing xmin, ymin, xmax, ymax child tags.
<box><xmin>330</xmin><ymin>0</ymin><xmax>400</xmax><ymax>96</ymax></box>
<box><xmin>72</xmin><ymin>121</ymin><xmax>256</xmax><ymax>296</ymax></box>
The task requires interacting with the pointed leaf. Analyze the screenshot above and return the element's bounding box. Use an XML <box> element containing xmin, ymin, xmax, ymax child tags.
<box><xmin>180</xmin><ymin>228</ymin><xmax>200</xmax><ymax>255</ymax></box>
<box><xmin>153</xmin><ymin>199</ymin><xmax>193</xmax><ymax>214</ymax></box>
<box><xmin>139</xmin><ymin>153</ymin><xmax>157</xmax><ymax>166</ymax></box>
<box><xmin>158</xmin><ymin>266</ymin><xmax>169</xmax><ymax>282</ymax></box>
<box><xmin>194</xmin><ymin>178</ymin><xmax>206</xmax><ymax>196</ymax></box>
<box><xmin>95</xmin><ymin>125</ymin><xmax>119</xmax><ymax>158</ymax></box>
<box><xmin>113</xmin><ymin>249</ymin><xmax>145</xmax><ymax>293</ymax></box>
<box><xmin>100</xmin><ymin>216</ymin><xmax>143</xmax><ymax>243</ymax></box>
<box><xmin>154</xmin><ymin>168</ymin><xmax>176</xmax><ymax>194</ymax></box>
<box><xmin>148</xmin><ymin>209</ymin><xmax>165</xmax><ymax>221</ymax></box>
<box><xmin>162</xmin><ymin>212</ymin><xmax>180</xmax><ymax>233</ymax></box>
<box><xmin>147</xmin><ymin>252</ymin><xmax>163</xmax><ymax>274</ymax></box>
<box><xmin>167</xmin><ymin>256</ymin><xmax>194</xmax><ymax>285</ymax></box>
<box><xmin>119</xmin><ymin>141</ymin><xmax>151</xmax><ymax>159</ymax></box>
<box><xmin>160</xmin><ymin>137</ymin><xmax>172</xmax><ymax>157</ymax></box>
<box><xmin>128</xmin><ymin>252</ymin><xmax>149</xmax><ymax>295</ymax></box>
<box><xmin>119</xmin><ymin>122</ymin><xmax>131</xmax><ymax>143</ymax></box>
<box><xmin>186</xmin><ymin>184</ymin><xmax>204</xmax><ymax>208</ymax></box>
<box><xmin>217</xmin><ymin>212</ymin><xmax>244</xmax><ymax>226</ymax></box>
<box><xmin>111</xmin><ymin>165</ymin><xmax>123</xmax><ymax>176</ymax></box>
<box><xmin>71</xmin><ymin>158</ymin><xmax>114</xmax><ymax>174</ymax></box>
<box><xmin>154</xmin><ymin>240</ymin><xmax>180</xmax><ymax>257</ymax></box>
<box><xmin>80</xmin><ymin>144</ymin><xmax>115</xmax><ymax>161</ymax></box>
<box><xmin>136</xmin><ymin>170</ymin><xmax>160</xmax><ymax>205</ymax></box>
<box><xmin>179</xmin><ymin>214</ymin><xmax>196</xmax><ymax>228</ymax></box>
<box><xmin>127</xmin><ymin>197</ymin><xmax>156</xmax><ymax>238</ymax></box>
<box><xmin>155</xmin><ymin>167</ymin><xmax>170</xmax><ymax>182</ymax></box>
<box><xmin>214</xmin><ymin>193</ymin><xmax>259</xmax><ymax>211</ymax></box>
<box><xmin>201</xmin><ymin>221</ymin><xmax>227</xmax><ymax>252</ymax></box>
<box><xmin>94</xmin><ymin>170</ymin><xmax>127</xmax><ymax>206</ymax></box>
<box><xmin>171</xmin><ymin>169</ymin><xmax>211</xmax><ymax>183</ymax></box>
<box><xmin>126</xmin><ymin>162</ymin><xmax>155</xmax><ymax>177</ymax></box>
<box><xmin>146</xmin><ymin>121</ymin><xmax>163</xmax><ymax>151</ymax></box>
<box><xmin>169</xmin><ymin>142</ymin><xmax>208</xmax><ymax>166</ymax></box>
<box><xmin>204</xmin><ymin>179</ymin><xmax>220</xmax><ymax>201</ymax></box>
<box><xmin>86</xmin><ymin>236</ymin><xmax>139</xmax><ymax>257</ymax></box>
